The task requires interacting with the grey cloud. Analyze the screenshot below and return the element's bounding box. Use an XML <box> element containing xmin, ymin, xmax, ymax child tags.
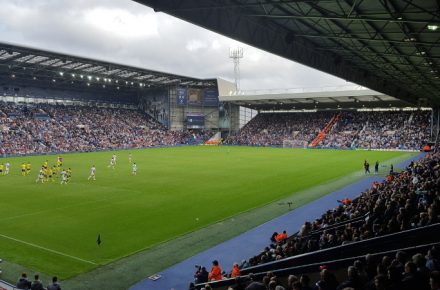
<box><xmin>0</xmin><ymin>0</ymin><xmax>352</xmax><ymax>90</ymax></box>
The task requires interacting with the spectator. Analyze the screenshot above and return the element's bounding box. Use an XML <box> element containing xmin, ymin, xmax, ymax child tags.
<box><xmin>46</xmin><ymin>277</ymin><xmax>61</xmax><ymax>290</ymax></box>
<box><xmin>17</xmin><ymin>273</ymin><xmax>31</xmax><ymax>290</ymax></box>
<box><xmin>208</xmin><ymin>260</ymin><xmax>222</xmax><ymax>281</ymax></box>
<box><xmin>336</xmin><ymin>266</ymin><xmax>361</xmax><ymax>290</ymax></box>
<box><xmin>231</xmin><ymin>263</ymin><xmax>241</xmax><ymax>278</ymax></box>
<box><xmin>30</xmin><ymin>274</ymin><xmax>45</xmax><ymax>290</ymax></box>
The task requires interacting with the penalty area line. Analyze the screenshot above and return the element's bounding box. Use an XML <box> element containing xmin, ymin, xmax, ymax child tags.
<box><xmin>0</xmin><ymin>233</ymin><xmax>97</xmax><ymax>265</ymax></box>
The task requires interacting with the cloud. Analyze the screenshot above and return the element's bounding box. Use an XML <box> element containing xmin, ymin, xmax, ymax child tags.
<box><xmin>0</xmin><ymin>0</ymin><xmax>352</xmax><ymax>90</ymax></box>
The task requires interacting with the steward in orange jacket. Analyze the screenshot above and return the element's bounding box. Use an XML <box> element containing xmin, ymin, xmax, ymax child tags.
<box><xmin>231</xmin><ymin>263</ymin><xmax>241</xmax><ymax>278</ymax></box>
<box><xmin>208</xmin><ymin>260</ymin><xmax>222</xmax><ymax>281</ymax></box>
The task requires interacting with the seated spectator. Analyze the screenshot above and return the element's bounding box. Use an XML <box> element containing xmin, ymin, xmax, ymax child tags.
<box><xmin>231</xmin><ymin>263</ymin><xmax>241</xmax><ymax>278</ymax></box>
<box><xmin>208</xmin><ymin>260</ymin><xmax>222</xmax><ymax>281</ymax></box>
<box><xmin>336</xmin><ymin>266</ymin><xmax>361</xmax><ymax>290</ymax></box>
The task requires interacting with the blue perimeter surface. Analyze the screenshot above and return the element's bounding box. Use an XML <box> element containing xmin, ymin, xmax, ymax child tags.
<box><xmin>130</xmin><ymin>153</ymin><xmax>426</xmax><ymax>290</ymax></box>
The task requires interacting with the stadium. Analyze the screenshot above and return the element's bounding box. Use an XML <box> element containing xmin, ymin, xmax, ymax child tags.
<box><xmin>0</xmin><ymin>1</ymin><xmax>439</xmax><ymax>290</ymax></box>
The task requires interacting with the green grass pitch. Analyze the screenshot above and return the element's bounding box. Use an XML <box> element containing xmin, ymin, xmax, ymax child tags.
<box><xmin>0</xmin><ymin>146</ymin><xmax>413</xmax><ymax>279</ymax></box>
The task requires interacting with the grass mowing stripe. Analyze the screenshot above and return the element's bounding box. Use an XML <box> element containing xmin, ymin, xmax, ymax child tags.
<box><xmin>0</xmin><ymin>146</ymin><xmax>413</xmax><ymax>282</ymax></box>
<box><xmin>0</xmin><ymin>233</ymin><xmax>97</xmax><ymax>265</ymax></box>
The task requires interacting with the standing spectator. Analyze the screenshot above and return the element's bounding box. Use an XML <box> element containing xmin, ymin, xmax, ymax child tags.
<box><xmin>208</xmin><ymin>260</ymin><xmax>222</xmax><ymax>281</ymax></box>
<box><xmin>17</xmin><ymin>273</ymin><xmax>31</xmax><ymax>290</ymax></box>
<box><xmin>46</xmin><ymin>277</ymin><xmax>61</xmax><ymax>290</ymax></box>
<box><xmin>30</xmin><ymin>274</ymin><xmax>45</xmax><ymax>290</ymax></box>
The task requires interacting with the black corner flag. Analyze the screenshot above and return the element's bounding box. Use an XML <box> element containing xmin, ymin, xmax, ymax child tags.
<box><xmin>97</xmin><ymin>234</ymin><xmax>101</xmax><ymax>246</ymax></box>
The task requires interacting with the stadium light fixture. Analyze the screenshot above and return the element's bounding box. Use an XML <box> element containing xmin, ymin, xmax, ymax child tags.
<box><xmin>96</xmin><ymin>77</ymin><xmax>100</xmax><ymax>81</ymax></box>
<box><xmin>427</xmin><ymin>24</ymin><xmax>439</xmax><ymax>31</ymax></box>
<box><xmin>115</xmin><ymin>80</ymin><xmax>118</xmax><ymax>84</ymax></box>
<box><xmin>11</xmin><ymin>74</ymin><xmax>15</xmax><ymax>78</ymax></box>
<box><xmin>87</xmin><ymin>76</ymin><xmax>92</xmax><ymax>80</ymax></box>
<box><xmin>71</xmin><ymin>73</ymin><xmax>76</xmax><ymax>78</ymax></box>
<box><xmin>87</xmin><ymin>83</ymin><xmax>90</xmax><ymax>86</ymax></box>
<box><xmin>32</xmin><ymin>76</ymin><xmax>36</xmax><ymax>80</ymax></box>
<box><xmin>80</xmin><ymin>75</ymin><xmax>84</xmax><ymax>79</ymax></box>
<box><xmin>59</xmin><ymin>72</ymin><xmax>64</xmax><ymax>76</ymax></box>
<box><xmin>52</xmin><ymin>79</ymin><xmax>56</xmax><ymax>82</ymax></box>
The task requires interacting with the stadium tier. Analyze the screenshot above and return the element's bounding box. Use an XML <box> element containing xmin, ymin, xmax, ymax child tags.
<box><xmin>225</xmin><ymin>111</ymin><xmax>431</xmax><ymax>151</ymax></box>
<box><xmin>0</xmin><ymin>102</ymin><xmax>213</xmax><ymax>156</ymax></box>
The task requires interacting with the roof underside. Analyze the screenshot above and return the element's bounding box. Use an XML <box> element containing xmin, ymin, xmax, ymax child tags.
<box><xmin>0</xmin><ymin>42</ymin><xmax>216</xmax><ymax>92</ymax></box>
<box><xmin>221</xmin><ymin>88</ymin><xmax>412</xmax><ymax>110</ymax></box>
<box><xmin>136</xmin><ymin>0</ymin><xmax>440</xmax><ymax>106</ymax></box>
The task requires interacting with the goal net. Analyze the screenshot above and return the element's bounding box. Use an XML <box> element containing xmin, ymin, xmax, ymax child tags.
<box><xmin>282</xmin><ymin>139</ymin><xmax>296</xmax><ymax>148</ymax></box>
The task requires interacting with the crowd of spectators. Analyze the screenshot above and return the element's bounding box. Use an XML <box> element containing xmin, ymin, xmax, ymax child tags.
<box><xmin>243</xmin><ymin>152</ymin><xmax>439</xmax><ymax>268</ymax></box>
<box><xmin>195</xmin><ymin>245</ymin><xmax>440</xmax><ymax>290</ymax></box>
<box><xmin>225</xmin><ymin>111</ymin><xmax>431</xmax><ymax>150</ymax></box>
<box><xmin>320</xmin><ymin>111</ymin><xmax>430</xmax><ymax>150</ymax></box>
<box><xmin>194</xmin><ymin>151</ymin><xmax>439</xmax><ymax>289</ymax></box>
<box><xmin>225</xmin><ymin>112</ymin><xmax>332</xmax><ymax>147</ymax></box>
<box><xmin>0</xmin><ymin>102</ymin><xmax>213</xmax><ymax>156</ymax></box>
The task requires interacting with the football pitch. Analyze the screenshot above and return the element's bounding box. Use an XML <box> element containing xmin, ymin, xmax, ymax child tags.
<box><xmin>0</xmin><ymin>146</ymin><xmax>414</xmax><ymax>280</ymax></box>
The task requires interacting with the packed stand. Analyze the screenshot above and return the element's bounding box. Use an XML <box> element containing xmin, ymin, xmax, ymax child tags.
<box><xmin>243</xmin><ymin>152</ymin><xmax>439</xmax><ymax>268</ymax></box>
<box><xmin>193</xmin><ymin>152</ymin><xmax>439</xmax><ymax>288</ymax></box>
<box><xmin>225</xmin><ymin>112</ymin><xmax>333</xmax><ymax>147</ymax></box>
<box><xmin>225</xmin><ymin>110</ymin><xmax>430</xmax><ymax>150</ymax></box>
<box><xmin>192</xmin><ymin>245</ymin><xmax>440</xmax><ymax>290</ymax></box>
<box><xmin>0</xmin><ymin>102</ymin><xmax>212</xmax><ymax>156</ymax></box>
<box><xmin>320</xmin><ymin>111</ymin><xmax>431</xmax><ymax>150</ymax></box>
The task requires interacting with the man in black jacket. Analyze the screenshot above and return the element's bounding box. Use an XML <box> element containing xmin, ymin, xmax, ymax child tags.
<box><xmin>17</xmin><ymin>273</ymin><xmax>31</xmax><ymax>290</ymax></box>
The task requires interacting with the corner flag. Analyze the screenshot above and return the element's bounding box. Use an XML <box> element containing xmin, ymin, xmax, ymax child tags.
<box><xmin>97</xmin><ymin>234</ymin><xmax>101</xmax><ymax>246</ymax></box>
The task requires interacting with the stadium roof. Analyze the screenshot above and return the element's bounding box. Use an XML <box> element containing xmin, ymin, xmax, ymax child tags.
<box><xmin>136</xmin><ymin>0</ymin><xmax>440</xmax><ymax>106</ymax></box>
<box><xmin>219</xmin><ymin>85</ymin><xmax>412</xmax><ymax>110</ymax></box>
<box><xmin>0</xmin><ymin>41</ymin><xmax>217</xmax><ymax>91</ymax></box>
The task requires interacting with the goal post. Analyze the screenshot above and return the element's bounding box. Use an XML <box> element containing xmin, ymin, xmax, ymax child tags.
<box><xmin>282</xmin><ymin>139</ymin><xmax>295</xmax><ymax>148</ymax></box>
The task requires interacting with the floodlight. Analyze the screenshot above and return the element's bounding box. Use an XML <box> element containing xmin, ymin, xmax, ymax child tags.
<box><xmin>80</xmin><ymin>75</ymin><xmax>84</xmax><ymax>79</ymax></box>
<box><xmin>87</xmin><ymin>76</ymin><xmax>92</xmax><ymax>80</ymax></box>
<box><xmin>427</xmin><ymin>24</ymin><xmax>438</xmax><ymax>31</ymax></box>
<box><xmin>59</xmin><ymin>72</ymin><xmax>64</xmax><ymax>76</ymax></box>
<box><xmin>96</xmin><ymin>77</ymin><xmax>100</xmax><ymax>81</ymax></box>
<box><xmin>71</xmin><ymin>73</ymin><xmax>75</xmax><ymax>77</ymax></box>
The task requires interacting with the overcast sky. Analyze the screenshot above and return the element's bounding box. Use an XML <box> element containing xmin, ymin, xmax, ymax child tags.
<box><xmin>0</xmin><ymin>0</ymin><xmax>354</xmax><ymax>91</ymax></box>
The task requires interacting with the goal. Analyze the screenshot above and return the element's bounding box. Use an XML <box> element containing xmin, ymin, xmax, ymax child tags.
<box><xmin>282</xmin><ymin>139</ymin><xmax>296</xmax><ymax>148</ymax></box>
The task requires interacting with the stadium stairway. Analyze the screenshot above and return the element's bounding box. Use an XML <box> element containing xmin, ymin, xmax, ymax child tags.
<box><xmin>309</xmin><ymin>113</ymin><xmax>341</xmax><ymax>147</ymax></box>
<box><xmin>129</xmin><ymin>153</ymin><xmax>426</xmax><ymax>290</ymax></box>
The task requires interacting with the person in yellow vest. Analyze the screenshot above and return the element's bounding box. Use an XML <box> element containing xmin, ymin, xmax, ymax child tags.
<box><xmin>0</xmin><ymin>163</ymin><xmax>4</xmax><ymax>175</ymax></box>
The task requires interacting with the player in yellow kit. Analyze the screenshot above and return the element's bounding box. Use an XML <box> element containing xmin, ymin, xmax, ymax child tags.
<box><xmin>0</xmin><ymin>163</ymin><xmax>4</xmax><ymax>175</ymax></box>
<box><xmin>26</xmin><ymin>162</ymin><xmax>31</xmax><ymax>175</ymax></box>
<box><xmin>21</xmin><ymin>163</ymin><xmax>27</xmax><ymax>176</ymax></box>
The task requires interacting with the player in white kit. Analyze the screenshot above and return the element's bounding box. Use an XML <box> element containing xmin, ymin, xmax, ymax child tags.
<box><xmin>132</xmin><ymin>163</ymin><xmax>137</xmax><ymax>175</ymax></box>
<box><xmin>88</xmin><ymin>165</ymin><xmax>96</xmax><ymax>180</ymax></box>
